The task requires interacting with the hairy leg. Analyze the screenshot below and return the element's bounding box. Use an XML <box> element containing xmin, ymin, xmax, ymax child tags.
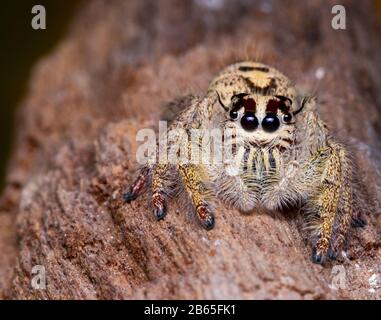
<box><xmin>123</xmin><ymin>165</ymin><xmax>150</xmax><ymax>203</ymax></box>
<box><xmin>178</xmin><ymin>164</ymin><xmax>214</xmax><ymax>230</ymax></box>
<box><xmin>151</xmin><ymin>164</ymin><xmax>169</xmax><ymax>220</ymax></box>
<box><xmin>308</xmin><ymin>144</ymin><xmax>353</xmax><ymax>264</ymax></box>
<box><xmin>123</xmin><ymin>163</ymin><xmax>170</xmax><ymax>220</ymax></box>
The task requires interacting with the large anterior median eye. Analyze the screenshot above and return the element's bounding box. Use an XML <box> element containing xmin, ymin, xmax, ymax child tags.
<box><xmin>262</xmin><ymin>113</ymin><xmax>280</xmax><ymax>132</ymax></box>
<box><xmin>241</xmin><ymin>112</ymin><xmax>259</xmax><ymax>132</ymax></box>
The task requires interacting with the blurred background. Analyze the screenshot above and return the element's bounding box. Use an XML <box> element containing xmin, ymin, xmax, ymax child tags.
<box><xmin>0</xmin><ymin>0</ymin><xmax>85</xmax><ymax>191</ymax></box>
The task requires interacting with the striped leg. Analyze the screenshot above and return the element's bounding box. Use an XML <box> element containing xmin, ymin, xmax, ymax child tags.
<box><xmin>178</xmin><ymin>164</ymin><xmax>214</xmax><ymax>230</ymax></box>
<box><xmin>124</xmin><ymin>164</ymin><xmax>169</xmax><ymax>220</ymax></box>
<box><xmin>310</xmin><ymin>144</ymin><xmax>353</xmax><ymax>264</ymax></box>
<box><xmin>151</xmin><ymin>164</ymin><xmax>169</xmax><ymax>220</ymax></box>
<box><xmin>124</xmin><ymin>165</ymin><xmax>150</xmax><ymax>203</ymax></box>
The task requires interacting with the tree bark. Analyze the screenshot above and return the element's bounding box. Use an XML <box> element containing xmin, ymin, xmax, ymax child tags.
<box><xmin>1</xmin><ymin>0</ymin><xmax>381</xmax><ymax>299</ymax></box>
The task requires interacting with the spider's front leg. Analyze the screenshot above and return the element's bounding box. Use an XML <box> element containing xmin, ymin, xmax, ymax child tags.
<box><xmin>123</xmin><ymin>163</ymin><xmax>171</xmax><ymax>220</ymax></box>
<box><xmin>306</xmin><ymin>143</ymin><xmax>353</xmax><ymax>264</ymax></box>
<box><xmin>178</xmin><ymin>164</ymin><xmax>215</xmax><ymax>230</ymax></box>
<box><xmin>123</xmin><ymin>162</ymin><xmax>214</xmax><ymax>228</ymax></box>
<box><xmin>123</xmin><ymin>94</ymin><xmax>214</xmax><ymax>226</ymax></box>
<box><xmin>151</xmin><ymin>163</ymin><xmax>170</xmax><ymax>219</ymax></box>
<box><xmin>123</xmin><ymin>165</ymin><xmax>151</xmax><ymax>203</ymax></box>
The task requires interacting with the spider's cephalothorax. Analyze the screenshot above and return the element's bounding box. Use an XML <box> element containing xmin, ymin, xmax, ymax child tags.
<box><xmin>124</xmin><ymin>61</ymin><xmax>365</xmax><ymax>264</ymax></box>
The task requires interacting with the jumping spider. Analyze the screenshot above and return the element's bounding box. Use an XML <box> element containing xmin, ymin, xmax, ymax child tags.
<box><xmin>124</xmin><ymin>61</ymin><xmax>365</xmax><ymax>264</ymax></box>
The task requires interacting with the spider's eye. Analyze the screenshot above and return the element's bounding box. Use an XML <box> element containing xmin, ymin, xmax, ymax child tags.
<box><xmin>282</xmin><ymin>113</ymin><xmax>292</xmax><ymax>123</ymax></box>
<box><xmin>262</xmin><ymin>114</ymin><xmax>280</xmax><ymax>133</ymax></box>
<box><xmin>241</xmin><ymin>112</ymin><xmax>259</xmax><ymax>132</ymax></box>
<box><xmin>229</xmin><ymin>110</ymin><xmax>239</xmax><ymax>120</ymax></box>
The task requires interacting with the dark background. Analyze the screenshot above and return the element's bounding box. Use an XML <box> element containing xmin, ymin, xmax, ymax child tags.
<box><xmin>0</xmin><ymin>0</ymin><xmax>85</xmax><ymax>191</ymax></box>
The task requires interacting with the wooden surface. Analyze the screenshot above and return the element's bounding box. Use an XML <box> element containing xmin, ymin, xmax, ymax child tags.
<box><xmin>0</xmin><ymin>0</ymin><xmax>381</xmax><ymax>299</ymax></box>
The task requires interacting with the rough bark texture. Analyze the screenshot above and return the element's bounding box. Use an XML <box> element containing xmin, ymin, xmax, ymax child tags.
<box><xmin>1</xmin><ymin>0</ymin><xmax>381</xmax><ymax>299</ymax></box>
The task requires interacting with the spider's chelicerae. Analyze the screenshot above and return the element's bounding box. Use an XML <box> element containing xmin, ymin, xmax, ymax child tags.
<box><xmin>124</xmin><ymin>61</ymin><xmax>365</xmax><ymax>264</ymax></box>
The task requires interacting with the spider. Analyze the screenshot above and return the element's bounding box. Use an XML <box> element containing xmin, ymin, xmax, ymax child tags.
<box><xmin>123</xmin><ymin>61</ymin><xmax>365</xmax><ymax>264</ymax></box>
